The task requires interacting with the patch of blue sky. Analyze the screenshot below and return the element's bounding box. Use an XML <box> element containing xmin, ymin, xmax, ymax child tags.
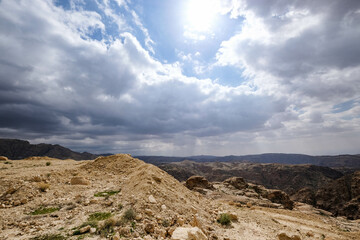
<box><xmin>208</xmin><ymin>65</ymin><xmax>246</xmax><ymax>87</ymax></box>
<box><xmin>332</xmin><ymin>99</ymin><xmax>356</xmax><ymax>113</ymax></box>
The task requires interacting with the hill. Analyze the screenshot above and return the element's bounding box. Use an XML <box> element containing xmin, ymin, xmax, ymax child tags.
<box><xmin>0</xmin><ymin>139</ymin><xmax>98</xmax><ymax>160</ymax></box>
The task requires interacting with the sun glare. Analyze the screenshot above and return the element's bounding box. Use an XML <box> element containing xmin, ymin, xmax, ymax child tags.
<box><xmin>185</xmin><ymin>0</ymin><xmax>219</xmax><ymax>32</ymax></box>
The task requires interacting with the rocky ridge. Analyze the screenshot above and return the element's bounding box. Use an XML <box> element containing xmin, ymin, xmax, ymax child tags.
<box><xmin>0</xmin><ymin>138</ymin><xmax>98</xmax><ymax>160</ymax></box>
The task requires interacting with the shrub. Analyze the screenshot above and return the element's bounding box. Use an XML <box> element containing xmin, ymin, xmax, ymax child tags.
<box><xmin>94</xmin><ymin>190</ymin><xmax>120</xmax><ymax>197</ymax></box>
<box><xmin>122</xmin><ymin>208</ymin><xmax>135</xmax><ymax>221</ymax></box>
<box><xmin>30</xmin><ymin>206</ymin><xmax>60</xmax><ymax>215</ymax></box>
<box><xmin>217</xmin><ymin>213</ymin><xmax>231</xmax><ymax>226</ymax></box>
<box><xmin>38</xmin><ymin>182</ymin><xmax>50</xmax><ymax>192</ymax></box>
<box><xmin>88</xmin><ymin>212</ymin><xmax>112</xmax><ymax>221</ymax></box>
<box><xmin>98</xmin><ymin>218</ymin><xmax>116</xmax><ymax>237</ymax></box>
<box><xmin>46</xmin><ymin>162</ymin><xmax>51</xmax><ymax>166</ymax></box>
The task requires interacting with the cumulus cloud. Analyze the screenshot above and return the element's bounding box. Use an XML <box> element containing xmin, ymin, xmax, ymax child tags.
<box><xmin>0</xmin><ymin>0</ymin><xmax>293</xmax><ymax>155</ymax></box>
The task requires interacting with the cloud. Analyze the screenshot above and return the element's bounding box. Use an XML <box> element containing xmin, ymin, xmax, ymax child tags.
<box><xmin>0</xmin><ymin>0</ymin><xmax>290</xmax><ymax>155</ymax></box>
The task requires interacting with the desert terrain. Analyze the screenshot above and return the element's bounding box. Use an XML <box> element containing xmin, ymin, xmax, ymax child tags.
<box><xmin>1</xmin><ymin>154</ymin><xmax>360</xmax><ymax>240</ymax></box>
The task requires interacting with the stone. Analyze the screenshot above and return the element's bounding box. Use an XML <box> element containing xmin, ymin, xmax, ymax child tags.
<box><xmin>0</xmin><ymin>156</ymin><xmax>8</xmax><ymax>161</ymax></box>
<box><xmin>112</xmin><ymin>232</ymin><xmax>120</xmax><ymax>240</ymax></box>
<box><xmin>145</xmin><ymin>209</ymin><xmax>154</xmax><ymax>216</ymax></box>
<box><xmin>90</xmin><ymin>227</ymin><xmax>96</xmax><ymax>233</ymax></box>
<box><xmin>161</xmin><ymin>204</ymin><xmax>167</xmax><ymax>211</ymax></box>
<box><xmin>135</xmin><ymin>214</ymin><xmax>143</xmax><ymax>221</ymax></box>
<box><xmin>278</xmin><ymin>233</ymin><xmax>301</xmax><ymax>240</ymax></box>
<box><xmin>148</xmin><ymin>195</ymin><xmax>157</xmax><ymax>203</ymax></box>
<box><xmin>171</xmin><ymin>227</ymin><xmax>207</xmax><ymax>240</ymax></box>
<box><xmin>119</xmin><ymin>226</ymin><xmax>131</xmax><ymax>237</ymax></box>
<box><xmin>70</xmin><ymin>176</ymin><xmax>90</xmax><ymax>185</ymax></box>
<box><xmin>144</xmin><ymin>222</ymin><xmax>155</xmax><ymax>234</ymax></box>
<box><xmin>79</xmin><ymin>225</ymin><xmax>91</xmax><ymax>234</ymax></box>
<box><xmin>223</xmin><ymin>177</ymin><xmax>248</xmax><ymax>190</ymax></box>
<box><xmin>185</xmin><ymin>176</ymin><xmax>214</xmax><ymax>191</ymax></box>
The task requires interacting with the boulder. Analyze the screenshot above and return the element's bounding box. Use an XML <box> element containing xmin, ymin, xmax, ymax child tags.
<box><xmin>223</xmin><ymin>177</ymin><xmax>248</xmax><ymax>190</ymax></box>
<box><xmin>70</xmin><ymin>176</ymin><xmax>90</xmax><ymax>185</ymax></box>
<box><xmin>0</xmin><ymin>156</ymin><xmax>8</xmax><ymax>161</ymax></box>
<box><xmin>185</xmin><ymin>176</ymin><xmax>214</xmax><ymax>191</ymax></box>
<box><xmin>171</xmin><ymin>227</ymin><xmax>207</xmax><ymax>240</ymax></box>
<box><xmin>264</xmin><ymin>190</ymin><xmax>294</xmax><ymax>210</ymax></box>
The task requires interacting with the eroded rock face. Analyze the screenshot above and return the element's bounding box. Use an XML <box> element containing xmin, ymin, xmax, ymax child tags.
<box><xmin>290</xmin><ymin>188</ymin><xmax>316</xmax><ymax>205</ymax></box>
<box><xmin>315</xmin><ymin>171</ymin><xmax>360</xmax><ymax>219</ymax></box>
<box><xmin>264</xmin><ymin>190</ymin><xmax>294</xmax><ymax>210</ymax></box>
<box><xmin>185</xmin><ymin>176</ymin><xmax>214</xmax><ymax>191</ymax></box>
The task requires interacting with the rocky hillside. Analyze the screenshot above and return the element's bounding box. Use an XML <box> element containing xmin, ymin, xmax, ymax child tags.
<box><xmin>292</xmin><ymin>171</ymin><xmax>360</xmax><ymax>220</ymax></box>
<box><xmin>159</xmin><ymin>161</ymin><xmax>343</xmax><ymax>194</ymax></box>
<box><xmin>1</xmin><ymin>155</ymin><xmax>359</xmax><ymax>239</ymax></box>
<box><xmin>0</xmin><ymin>139</ymin><xmax>98</xmax><ymax>160</ymax></box>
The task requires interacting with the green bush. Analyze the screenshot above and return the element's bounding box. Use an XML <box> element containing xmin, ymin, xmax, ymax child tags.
<box><xmin>46</xmin><ymin>162</ymin><xmax>51</xmax><ymax>166</ymax></box>
<box><xmin>30</xmin><ymin>207</ymin><xmax>60</xmax><ymax>215</ymax></box>
<box><xmin>94</xmin><ymin>190</ymin><xmax>120</xmax><ymax>197</ymax></box>
<box><xmin>217</xmin><ymin>213</ymin><xmax>231</xmax><ymax>226</ymax></box>
<box><xmin>88</xmin><ymin>212</ymin><xmax>112</xmax><ymax>221</ymax></box>
<box><xmin>122</xmin><ymin>208</ymin><xmax>135</xmax><ymax>221</ymax></box>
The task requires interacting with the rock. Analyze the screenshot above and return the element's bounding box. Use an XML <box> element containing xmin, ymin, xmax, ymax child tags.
<box><xmin>185</xmin><ymin>176</ymin><xmax>214</xmax><ymax>191</ymax></box>
<box><xmin>112</xmin><ymin>232</ymin><xmax>120</xmax><ymax>240</ymax></box>
<box><xmin>119</xmin><ymin>226</ymin><xmax>131</xmax><ymax>237</ymax></box>
<box><xmin>79</xmin><ymin>225</ymin><xmax>91</xmax><ymax>234</ymax></box>
<box><xmin>264</xmin><ymin>190</ymin><xmax>294</xmax><ymax>210</ymax></box>
<box><xmin>90</xmin><ymin>227</ymin><xmax>96</xmax><ymax>233</ymax></box>
<box><xmin>148</xmin><ymin>195</ymin><xmax>157</xmax><ymax>203</ymax></box>
<box><xmin>70</xmin><ymin>176</ymin><xmax>90</xmax><ymax>185</ymax></box>
<box><xmin>155</xmin><ymin>227</ymin><xmax>167</xmax><ymax>238</ymax></box>
<box><xmin>223</xmin><ymin>177</ymin><xmax>248</xmax><ymax>190</ymax></box>
<box><xmin>144</xmin><ymin>222</ymin><xmax>155</xmax><ymax>234</ymax></box>
<box><xmin>171</xmin><ymin>227</ymin><xmax>207</xmax><ymax>240</ymax></box>
<box><xmin>0</xmin><ymin>156</ymin><xmax>8</xmax><ymax>161</ymax></box>
<box><xmin>13</xmin><ymin>200</ymin><xmax>21</xmax><ymax>206</ymax></box>
<box><xmin>161</xmin><ymin>204</ymin><xmax>167</xmax><ymax>211</ymax></box>
<box><xmin>278</xmin><ymin>233</ymin><xmax>301</xmax><ymax>240</ymax></box>
<box><xmin>145</xmin><ymin>209</ymin><xmax>154</xmax><ymax>216</ymax></box>
<box><xmin>135</xmin><ymin>213</ymin><xmax>143</xmax><ymax>221</ymax></box>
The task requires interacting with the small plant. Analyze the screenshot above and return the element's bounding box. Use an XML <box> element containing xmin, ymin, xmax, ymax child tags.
<box><xmin>4</xmin><ymin>161</ymin><xmax>12</xmax><ymax>164</ymax></box>
<box><xmin>88</xmin><ymin>212</ymin><xmax>112</xmax><ymax>221</ymax></box>
<box><xmin>162</xmin><ymin>219</ymin><xmax>170</xmax><ymax>227</ymax></box>
<box><xmin>30</xmin><ymin>234</ymin><xmax>65</xmax><ymax>240</ymax></box>
<box><xmin>118</xmin><ymin>203</ymin><xmax>123</xmax><ymax>210</ymax></box>
<box><xmin>217</xmin><ymin>213</ymin><xmax>231</xmax><ymax>226</ymax></box>
<box><xmin>46</xmin><ymin>162</ymin><xmax>51</xmax><ymax>166</ymax></box>
<box><xmin>72</xmin><ymin>221</ymin><xmax>98</xmax><ymax>236</ymax></box>
<box><xmin>94</xmin><ymin>190</ymin><xmax>120</xmax><ymax>197</ymax></box>
<box><xmin>30</xmin><ymin>206</ymin><xmax>60</xmax><ymax>215</ymax></box>
<box><xmin>98</xmin><ymin>218</ymin><xmax>116</xmax><ymax>237</ymax></box>
<box><xmin>38</xmin><ymin>182</ymin><xmax>50</xmax><ymax>192</ymax></box>
<box><xmin>122</xmin><ymin>208</ymin><xmax>136</xmax><ymax>221</ymax></box>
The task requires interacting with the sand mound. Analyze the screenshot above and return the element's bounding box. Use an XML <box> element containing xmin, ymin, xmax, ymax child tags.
<box><xmin>83</xmin><ymin>154</ymin><xmax>211</xmax><ymax>224</ymax></box>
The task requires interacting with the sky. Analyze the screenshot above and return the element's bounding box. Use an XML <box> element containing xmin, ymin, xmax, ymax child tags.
<box><xmin>0</xmin><ymin>0</ymin><xmax>360</xmax><ymax>156</ymax></box>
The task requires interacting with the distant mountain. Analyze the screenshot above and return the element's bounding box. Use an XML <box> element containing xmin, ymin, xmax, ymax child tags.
<box><xmin>0</xmin><ymin>139</ymin><xmax>98</xmax><ymax>160</ymax></box>
<box><xmin>137</xmin><ymin>153</ymin><xmax>360</xmax><ymax>169</ymax></box>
